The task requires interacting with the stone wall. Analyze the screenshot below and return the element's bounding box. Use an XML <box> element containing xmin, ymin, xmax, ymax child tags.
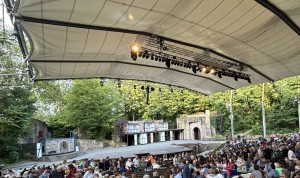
<box><xmin>177</xmin><ymin>110</ymin><xmax>215</xmax><ymax>140</ymax></box>
<box><xmin>45</xmin><ymin>138</ymin><xmax>75</xmax><ymax>155</ymax></box>
<box><xmin>76</xmin><ymin>139</ymin><xmax>124</xmax><ymax>151</ymax></box>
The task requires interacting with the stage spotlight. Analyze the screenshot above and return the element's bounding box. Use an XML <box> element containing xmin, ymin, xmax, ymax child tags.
<box><xmin>151</xmin><ymin>87</ymin><xmax>155</xmax><ymax>91</ymax></box>
<box><xmin>138</xmin><ymin>52</ymin><xmax>142</xmax><ymax>57</ymax></box>
<box><xmin>234</xmin><ymin>76</ymin><xmax>238</xmax><ymax>81</ymax></box>
<box><xmin>162</xmin><ymin>57</ymin><xmax>165</xmax><ymax>62</ymax></box>
<box><xmin>159</xmin><ymin>88</ymin><xmax>162</xmax><ymax>92</ymax></box>
<box><xmin>142</xmin><ymin>52</ymin><xmax>146</xmax><ymax>58</ymax></box>
<box><xmin>131</xmin><ymin>45</ymin><xmax>139</xmax><ymax>53</ymax></box>
<box><xmin>100</xmin><ymin>81</ymin><xmax>104</xmax><ymax>86</ymax></box>
<box><xmin>145</xmin><ymin>54</ymin><xmax>150</xmax><ymax>59</ymax></box>
<box><xmin>155</xmin><ymin>56</ymin><xmax>158</xmax><ymax>61</ymax></box>
<box><xmin>173</xmin><ymin>56</ymin><xmax>176</xmax><ymax>60</ymax></box>
<box><xmin>170</xmin><ymin>88</ymin><xmax>174</xmax><ymax>93</ymax></box>
<box><xmin>151</xmin><ymin>54</ymin><xmax>154</xmax><ymax>60</ymax></box>
<box><xmin>217</xmin><ymin>71</ymin><xmax>222</xmax><ymax>78</ymax></box>
<box><xmin>247</xmin><ymin>77</ymin><xmax>251</xmax><ymax>84</ymax></box>
<box><xmin>165</xmin><ymin>59</ymin><xmax>171</xmax><ymax>68</ymax></box>
<box><xmin>210</xmin><ymin>68</ymin><xmax>217</xmax><ymax>75</ymax></box>
<box><xmin>133</xmin><ymin>85</ymin><xmax>137</xmax><ymax>89</ymax></box>
<box><xmin>141</xmin><ymin>86</ymin><xmax>145</xmax><ymax>90</ymax></box>
<box><xmin>171</xmin><ymin>60</ymin><xmax>174</xmax><ymax>65</ymax></box>
<box><xmin>159</xmin><ymin>57</ymin><xmax>162</xmax><ymax>62</ymax></box>
<box><xmin>201</xmin><ymin>67</ymin><xmax>207</xmax><ymax>73</ymax></box>
<box><xmin>180</xmin><ymin>63</ymin><xmax>183</xmax><ymax>67</ymax></box>
<box><xmin>131</xmin><ymin>51</ymin><xmax>137</xmax><ymax>61</ymax></box>
<box><xmin>192</xmin><ymin>65</ymin><xmax>197</xmax><ymax>73</ymax></box>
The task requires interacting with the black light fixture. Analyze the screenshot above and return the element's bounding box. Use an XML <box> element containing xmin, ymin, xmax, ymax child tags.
<box><xmin>131</xmin><ymin>52</ymin><xmax>137</xmax><ymax>61</ymax></box>
<box><xmin>151</xmin><ymin>54</ymin><xmax>154</xmax><ymax>60</ymax></box>
<box><xmin>217</xmin><ymin>71</ymin><xmax>222</xmax><ymax>78</ymax></box>
<box><xmin>141</xmin><ymin>86</ymin><xmax>145</xmax><ymax>90</ymax></box>
<box><xmin>234</xmin><ymin>75</ymin><xmax>238</xmax><ymax>81</ymax></box>
<box><xmin>100</xmin><ymin>80</ymin><xmax>104</xmax><ymax>86</ymax></box>
<box><xmin>247</xmin><ymin>77</ymin><xmax>251</xmax><ymax>84</ymax></box>
<box><xmin>130</xmin><ymin>39</ymin><xmax>252</xmax><ymax>83</ymax></box>
<box><xmin>151</xmin><ymin>87</ymin><xmax>155</xmax><ymax>91</ymax></box>
<box><xmin>165</xmin><ymin>59</ymin><xmax>171</xmax><ymax>68</ymax></box>
<box><xmin>133</xmin><ymin>85</ymin><xmax>137</xmax><ymax>89</ymax></box>
<box><xmin>192</xmin><ymin>65</ymin><xmax>197</xmax><ymax>74</ymax></box>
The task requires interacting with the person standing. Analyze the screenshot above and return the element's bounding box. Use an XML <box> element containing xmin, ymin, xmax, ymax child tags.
<box><xmin>182</xmin><ymin>160</ymin><xmax>191</xmax><ymax>178</ymax></box>
<box><xmin>104</xmin><ymin>157</ymin><xmax>110</xmax><ymax>171</ymax></box>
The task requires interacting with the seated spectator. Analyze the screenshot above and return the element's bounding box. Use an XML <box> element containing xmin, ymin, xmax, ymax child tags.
<box><xmin>250</xmin><ymin>165</ymin><xmax>262</xmax><ymax>178</ymax></box>
<box><xmin>74</xmin><ymin>173</ymin><xmax>83</xmax><ymax>178</ymax></box>
<box><xmin>125</xmin><ymin>159</ymin><xmax>133</xmax><ymax>172</ymax></box>
<box><xmin>267</xmin><ymin>164</ymin><xmax>279</xmax><ymax>178</ymax></box>
<box><xmin>152</xmin><ymin>161</ymin><xmax>160</xmax><ymax>169</ymax></box>
<box><xmin>282</xmin><ymin>169</ymin><xmax>291</xmax><ymax>178</ymax></box>
<box><xmin>83</xmin><ymin>167</ymin><xmax>94</xmax><ymax>178</ymax></box>
<box><xmin>121</xmin><ymin>172</ymin><xmax>126</xmax><ymax>178</ymax></box>
<box><xmin>275</xmin><ymin>162</ymin><xmax>283</xmax><ymax>177</ymax></box>
<box><xmin>50</xmin><ymin>165</ymin><xmax>65</xmax><ymax>178</ymax></box>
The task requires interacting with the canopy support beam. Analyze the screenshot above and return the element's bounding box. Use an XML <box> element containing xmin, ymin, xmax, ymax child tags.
<box><xmin>256</xmin><ymin>0</ymin><xmax>300</xmax><ymax>36</ymax></box>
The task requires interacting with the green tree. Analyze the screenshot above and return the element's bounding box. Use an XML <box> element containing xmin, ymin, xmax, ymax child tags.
<box><xmin>59</xmin><ymin>79</ymin><xmax>123</xmax><ymax>139</ymax></box>
<box><xmin>0</xmin><ymin>32</ymin><xmax>36</xmax><ymax>162</ymax></box>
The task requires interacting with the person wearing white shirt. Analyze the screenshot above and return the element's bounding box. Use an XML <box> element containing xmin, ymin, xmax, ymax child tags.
<box><xmin>206</xmin><ymin>170</ymin><xmax>224</xmax><ymax>178</ymax></box>
<box><xmin>125</xmin><ymin>158</ymin><xmax>133</xmax><ymax>171</ymax></box>
<box><xmin>288</xmin><ymin>147</ymin><xmax>296</xmax><ymax>161</ymax></box>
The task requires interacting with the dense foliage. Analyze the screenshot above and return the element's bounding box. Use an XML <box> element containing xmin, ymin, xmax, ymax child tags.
<box><xmin>32</xmin><ymin>77</ymin><xmax>299</xmax><ymax>140</ymax></box>
<box><xmin>0</xmin><ymin>33</ymin><xmax>36</xmax><ymax>163</ymax></box>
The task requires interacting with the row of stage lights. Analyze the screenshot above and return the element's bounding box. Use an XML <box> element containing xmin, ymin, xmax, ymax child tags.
<box><xmin>100</xmin><ymin>80</ymin><xmax>188</xmax><ymax>93</ymax></box>
<box><xmin>130</xmin><ymin>45</ymin><xmax>251</xmax><ymax>83</ymax></box>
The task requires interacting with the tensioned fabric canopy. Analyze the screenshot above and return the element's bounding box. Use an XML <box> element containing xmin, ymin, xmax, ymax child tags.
<box><xmin>5</xmin><ymin>0</ymin><xmax>300</xmax><ymax>95</ymax></box>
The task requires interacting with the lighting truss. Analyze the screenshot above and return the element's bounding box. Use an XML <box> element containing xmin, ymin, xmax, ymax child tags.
<box><xmin>130</xmin><ymin>36</ymin><xmax>251</xmax><ymax>83</ymax></box>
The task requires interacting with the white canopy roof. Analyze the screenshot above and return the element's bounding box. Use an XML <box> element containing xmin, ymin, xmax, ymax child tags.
<box><xmin>7</xmin><ymin>0</ymin><xmax>300</xmax><ymax>94</ymax></box>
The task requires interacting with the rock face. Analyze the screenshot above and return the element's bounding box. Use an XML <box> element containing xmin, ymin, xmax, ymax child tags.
<box><xmin>177</xmin><ymin>110</ymin><xmax>215</xmax><ymax>140</ymax></box>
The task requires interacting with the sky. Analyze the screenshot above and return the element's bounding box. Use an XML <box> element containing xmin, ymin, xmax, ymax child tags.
<box><xmin>1</xmin><ymin>2</ymin><xmax>13</xmax><ymax>29</ymax></box>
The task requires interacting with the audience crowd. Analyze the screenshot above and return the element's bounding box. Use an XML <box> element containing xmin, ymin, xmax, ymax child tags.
<box><xmin>2</xmin><ymin>133</ymin><xmax>300</xmax><ymax>178</ymax></box>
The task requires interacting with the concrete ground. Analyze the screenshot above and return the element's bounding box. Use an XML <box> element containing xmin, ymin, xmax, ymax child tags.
<box><xmin>8</xmin><ymin>140</ymin><xmax>224</xmax><ymax>171</ymax></box>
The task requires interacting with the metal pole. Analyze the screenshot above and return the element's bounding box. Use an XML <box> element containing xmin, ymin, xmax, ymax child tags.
<box><xmin>298</xmin><ymin>84</ymin><xmax>300</xmax><ymax>132</ymax></box>
<box><xmin>262</xmin><ymin>83</ymin><xmax>266</xmax><ymax>138</ymax></box>
<box><xmin>229</xmin><ymin>90</ymin><xmax>234</xmax><ymax>138</ymax></box>
<box><xmin>2</xmin><ymin>2</ymin><xmax>5</xmax><ymax>34</ymax></box>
